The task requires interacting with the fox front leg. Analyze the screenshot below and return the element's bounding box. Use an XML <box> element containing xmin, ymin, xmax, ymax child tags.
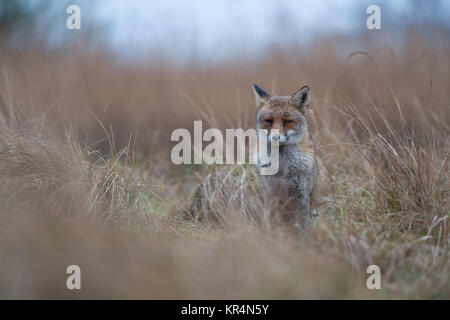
<box><xmin>296</xmin><ymin>194</ymin><xmax>312</xmax><ymax>231</ymax></box>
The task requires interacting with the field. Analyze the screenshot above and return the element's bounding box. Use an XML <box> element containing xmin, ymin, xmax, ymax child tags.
<box><xmin>0</xmin><ymin>34</ymin><xmax>448</xmax><ymax>299</ymax></box>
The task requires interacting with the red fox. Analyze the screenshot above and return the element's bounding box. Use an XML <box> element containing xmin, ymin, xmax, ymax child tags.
<box><xmin>252</xmin><ymin>84</ymin><xmax>332</xmax><ymax>230</ymax></box>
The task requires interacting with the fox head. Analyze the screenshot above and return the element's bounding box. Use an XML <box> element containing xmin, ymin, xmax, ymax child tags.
<box><xmin>253</xmin><ymin>84</ymin><xmax>310</xmax><ymax>145</ymax></box>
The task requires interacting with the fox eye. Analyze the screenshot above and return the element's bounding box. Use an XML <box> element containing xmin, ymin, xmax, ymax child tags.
<box><xmin>263</xmin><ymin>119</ymin><xmax>273</xmax><ymax>124</ymax></box>
<box><xmin>284</xmin><ymin>119</ymin><xmax>295</xmax><ymax>125</ymax></box>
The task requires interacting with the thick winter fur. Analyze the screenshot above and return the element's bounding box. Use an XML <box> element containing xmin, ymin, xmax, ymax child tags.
<box><xmin>253</xmin><ymin>84</ymin><xmax>330</xmax><ymax>229</ymax></box>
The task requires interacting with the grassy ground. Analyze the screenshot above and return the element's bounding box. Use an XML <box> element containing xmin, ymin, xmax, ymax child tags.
<box><xmin>0</xmin><ymin>35</ymin><xmax>448</xmax><ymax>299</ymax></box>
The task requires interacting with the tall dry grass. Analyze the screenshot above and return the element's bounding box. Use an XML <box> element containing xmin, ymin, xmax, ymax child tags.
<box><xmin>0</xmin><ymin>34</ymin><xmax>448</xmax><ymax>298</ymax></box>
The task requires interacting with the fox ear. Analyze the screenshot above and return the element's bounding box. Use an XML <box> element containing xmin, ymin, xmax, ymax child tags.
<box><xmin>289</xmin><ymin>85</ymin><xmax>310</xmax><ymax>112</ymax></box>
<box><xmin>252</xmin><ymin>84</ymin><xmax>270</xmax><ymax>107</ymax></box>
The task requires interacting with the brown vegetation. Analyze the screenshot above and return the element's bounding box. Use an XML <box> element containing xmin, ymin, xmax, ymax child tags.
<box><xmin>0</xmin><ymin>34</ymin><xmax>448</xmax><ymax>298</ymax></box>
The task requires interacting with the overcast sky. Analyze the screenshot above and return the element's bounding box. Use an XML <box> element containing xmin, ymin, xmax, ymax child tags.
<box><xmin>90</xmin><ymin>0</ymin><xmax>449</xmax><ymax>61</ymax></box>
<box><xmin>21</xmin><ymin>0</ymin><xmax>448</xmax><ymax>62</ymax></box>
<box><xmin>95</xmin><ymin>0</ymin><xmax>364</xmax><ymax>58</ymax></box>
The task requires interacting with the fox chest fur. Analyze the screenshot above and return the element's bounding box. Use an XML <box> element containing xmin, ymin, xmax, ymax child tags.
<box><xmin>259</xmin><ymin>140</ymin><xmax>318</xmax><ymax>199</ymax></box>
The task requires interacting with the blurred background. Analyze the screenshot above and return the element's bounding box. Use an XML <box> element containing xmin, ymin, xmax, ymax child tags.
<box><xmin>2</xmin><ymin>0</ymin><xmax>450</xmax><ymax>60</ymax></box>
<box><xmin>0</xmin><ymin>0</ymin><xmax>449</xmax><ymax>158</ymax></box>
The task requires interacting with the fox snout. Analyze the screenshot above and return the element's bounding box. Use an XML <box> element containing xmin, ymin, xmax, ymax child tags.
<box><xmin>268</xmin><ymin>131</ymin><xmax>287</xmax><ymax>144</ymax></box>
<box><xmin>268</xmin><ymin>120</ymin><xmax>288</xmax><ymax>144</ymax></box>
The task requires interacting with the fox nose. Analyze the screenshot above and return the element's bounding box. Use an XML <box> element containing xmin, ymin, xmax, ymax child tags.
<box><xmin>269</xmin><ymin>134</ymin><xmax>286</xmax><ymax>143</ymax></box>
